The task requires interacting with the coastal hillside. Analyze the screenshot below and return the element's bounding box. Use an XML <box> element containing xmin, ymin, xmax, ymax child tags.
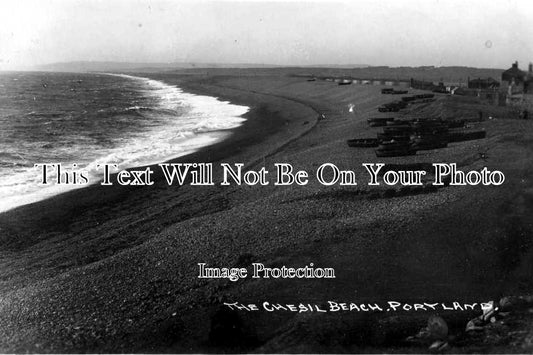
<box><xmin>33</xmin><ymin>62</ymin><xmax>504</xmax><ymax>84</ymax></box>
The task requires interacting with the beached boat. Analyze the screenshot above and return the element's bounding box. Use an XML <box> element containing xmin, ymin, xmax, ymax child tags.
<box><xmin>346</xmin><ymin>138</ymin><xmax>380</xmax><ymax>147</ymax></box>
<box><xmin>386</xmin><ymin>120</ymin><xmax>411</xmax><ymax>126</ymax></box>
<box><xmin>375</xmin><ymin>141</ymin><xmax>417</xmax><ymax>157</ymax></box>
<box><xmin>338</xmin><ymin>79</ymin><xmax>353</xmax><ymax>85</ymax></box>
<box><xmin>446</xmin><ymin>119</ymin><xmax>466</xmax><ymax>128</ymax></box>
<box><xmin>377</xmin><ymin>133</ymin><xmax>411</xmax><ymax>142</ymax></box>
<box><xmin>367</xmin><ymin>117</ymin><xmax>395</xmax><ymax>127</ymax></box>
<box><xmin>447</xmin><ymin>130</ymin><xmax>487</xmax><ymax>142</ymax></box>
<box><xmin>414</xmin><ymin>93</ymin><xmax>435</xmax><ymax>99</ymax></box>
<box><xmin>378</xmin><ymin>101</ymin><xmax>408</xmax><ymax>112</ymax></box>
<box><xmin>401</xmin><ymin>96</ymin><xmax>417</xmax><ymax>102</ymax></box>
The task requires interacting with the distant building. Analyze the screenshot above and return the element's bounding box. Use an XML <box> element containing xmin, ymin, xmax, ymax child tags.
<box><xmin>467</xmin><ymin>77</ymin><xmax>500</xmax><ymax>89</ymax></box>
<box><xmin>501</xmin><ymin>61</ymin><xmax>533</xmax><ymax>94</ymax></box>
<box><xmin>502</xmin><ymin>61</ymin><xmax>526</xmax><ymax>84</ymax></box>
<box><xmin>410</xmin><ymin>78</ymin><xmax>437</xmax><ymax>90</ymax></box>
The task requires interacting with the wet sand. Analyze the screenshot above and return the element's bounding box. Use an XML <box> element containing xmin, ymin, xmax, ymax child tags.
<box><xmin>1</xmin><ymin>73</ymin><xmax>533</xmax><ymax>353</ymax></box>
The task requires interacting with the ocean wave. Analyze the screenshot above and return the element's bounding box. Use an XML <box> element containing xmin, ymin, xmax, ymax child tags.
<box><xmin>0</xmin><ymin>73</ymin><xmax>249</xmax><ymax>213</ymax></box>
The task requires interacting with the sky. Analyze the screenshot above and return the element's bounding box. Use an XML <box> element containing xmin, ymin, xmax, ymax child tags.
<box><xmin>0</xmin><ymin>0</ymin><xmax>532</xmax><ymax>70</ymax></box>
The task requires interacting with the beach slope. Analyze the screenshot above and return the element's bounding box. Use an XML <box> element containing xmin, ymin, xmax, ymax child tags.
<box><xmin>1</xmin><ymin>73</ymin><xmax>533</xmax><ymax>353</ymax></box>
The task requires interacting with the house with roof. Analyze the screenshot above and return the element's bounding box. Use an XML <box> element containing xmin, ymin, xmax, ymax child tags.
<box><xmin>501</xmin><ymin>61</ymin><xmax>532</xmax><ymax>94</ymax></box>
<box><xmin>467</xmin><ymin>77</ymin><xmax>500</xmax><ymax>90</ymax></box>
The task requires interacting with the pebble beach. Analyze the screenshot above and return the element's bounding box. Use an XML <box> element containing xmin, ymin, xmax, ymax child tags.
<box><xmin>1</xmin><ymin>70</ymin><xmax>533</xmax><ymax>353</ymax></box>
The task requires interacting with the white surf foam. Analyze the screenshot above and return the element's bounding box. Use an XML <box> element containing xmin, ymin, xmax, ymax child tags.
<box><xmin>0</xmin><ymin>74</ymin><xmax>249</xmax><ymax>213</ymax></box>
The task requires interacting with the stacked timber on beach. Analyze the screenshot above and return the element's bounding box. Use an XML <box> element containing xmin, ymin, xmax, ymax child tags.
<box><xmin>347</xmin><ymin>90</ymin><xmax>487</xmax><ymax>157</ymax></box>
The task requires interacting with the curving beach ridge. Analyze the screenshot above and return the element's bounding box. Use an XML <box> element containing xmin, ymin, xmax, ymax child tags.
<box><xmin>1</xmin><ymin>70</ymin><xmax>533</xmax><ymax>353</ymax></box>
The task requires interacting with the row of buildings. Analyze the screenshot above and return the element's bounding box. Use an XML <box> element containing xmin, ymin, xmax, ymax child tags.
<box><xmin>461</xmin><ymin>61</ymin><xmax>532</xmax><ymax>109</ymax></box>
<box><xmin>467</xmin><ymin>61</ymin><xmax>533</xmax><ymax>95</ymax></box>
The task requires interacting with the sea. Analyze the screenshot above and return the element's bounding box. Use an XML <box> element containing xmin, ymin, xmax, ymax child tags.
<box><xmin>0</xmin><ymin>72</ymin><xmax>249</xmax><ymax>213</ymax></box>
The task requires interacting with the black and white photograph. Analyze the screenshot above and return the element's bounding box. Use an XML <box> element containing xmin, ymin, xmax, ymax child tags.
<box><xmin>1</xmin><ymin>0</ymin><xmax>533</xmax><ymax>353</ymax></box>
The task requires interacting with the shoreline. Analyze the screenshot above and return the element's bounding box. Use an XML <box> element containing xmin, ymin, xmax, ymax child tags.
<box><xmin>0</xmin><ymin>74</ymin><xmax>314</xmax><ymax>224</ymax></box>
<box><xmin>0</xmin><ymin>73</ymin><xmax>312</xmax><ymax>216</ymax></box>
<box><xmin>0</xmin><ymin>74</ymin><xmax>318</xmax><ymax>246</ymax></box>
